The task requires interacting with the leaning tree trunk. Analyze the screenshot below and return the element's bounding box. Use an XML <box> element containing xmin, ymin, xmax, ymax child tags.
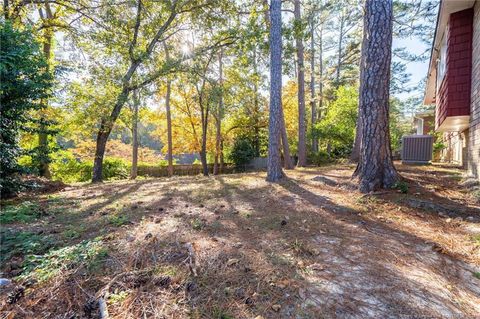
<box><xmin>92</xmin><ymin>126</ymin><xmax>109</xmax><ymax>183</ymax></box>
<box><xmin>92</xmin><ymin>88</ymin><xmax>130</xmax><ymax>182</ymax></box>
<box><xmin>294</xmin><ymin>0</ymin><xmax>307</xmax><ymax>167</ymax></box>
<box><xmin>354</xmin><ymin>0</ymin><xmax>399</xmax><ymax>193</ymax></box>
<box><xmin>267</xmin><ymin>0</ymin><xmax>285</xmax><ymax>182</ymax></box>
<box><xmin>130</xmin><ymin>90</ymin><xmax>139</xmax><ymax>179</ymax></box>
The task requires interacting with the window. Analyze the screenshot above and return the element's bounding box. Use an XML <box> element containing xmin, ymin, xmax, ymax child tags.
<box><xmin>417</xmin><ymin>118</ymin><xmax>424</xmax><ymax>135</ymax></box>
<box><xmin>436</xmin><ymin>27</ymin><xmax>448</xmax><ymax>90</ymax></box>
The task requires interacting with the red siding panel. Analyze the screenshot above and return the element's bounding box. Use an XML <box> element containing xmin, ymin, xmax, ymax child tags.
<box><xmin>436</xmin><ymin>8</ymin><xmax>473</xmax><ymax>129</ymax></box>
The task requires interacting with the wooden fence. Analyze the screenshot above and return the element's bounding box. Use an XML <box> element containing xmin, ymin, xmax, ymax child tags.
<box><xmin>137</xmin><ymin>163</ymin><xmax>243</xmax><ymax>177</ymax></box>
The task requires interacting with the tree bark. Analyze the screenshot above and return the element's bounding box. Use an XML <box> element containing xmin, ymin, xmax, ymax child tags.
<box><xmin>38</xmin><ymin>3</ymin><xmax>54</xmax><ymax>179</ymax></box>
<box><xmin>335</xmin><ymin>8</ymin><xmax>346</xmax><ymax>86</ymax></box>
<box><xmin>267</xmin><ymin>0</ymin><xmax>285</xmax><ymax>182</ymax></box>
<box><xmin>92</xmin><ymin>87</ymin><xmax>131</xmax><ymax>182</ymax></box>
<box><xmin>279</xmin><ymin>105</ymin><xmax>293</xmax><ymax>169</ymax></box>
<box><xmin>354</xmin><ymin>0</ymin><xmax>399</xmax><ymax>193</ymax></box>
<box><xmin>164</xmin><ymin>42</ymin><xmax>174</xmax><ymax>177</ymax></box>
<box><xmin>214</xmin><ymin>49</ymin><xmax>224</xmax><ymax>175</ymax></box>
<box><xmin>350</xmin><ymin>115</ymin><xmax>361</xmax><ymax>162</ymax></box>
<box><xmin>309</xmin><ymin>14</ymin><xmax>318</xmax><ymax>153</ymax></box>
<box><xmin>3</xmin><ymin>0</ymin><xmax>8</xmax><ymax>20</ymax></box>
<box><xmin>253</xmin><ymin>47</ymin><xmax>261</xmax><ymax>157</ymax></box>
<box><xmin>92</xmin><ymin>128</ymin><xmax>109</xmax><ymax>183</ymax></box>
<box><xmin>318</xmin><ymin>23</ymin><xmax>324</xmax><ymax>139</ymax></box>
<box><xmin>199</xmin><ymin>95</ymin><xmax>209</xmax><ymax>177</ymax></box>
<box><xmin>295</xmin><ymin>0</ymin><xmax>306</xmax><ymax>167</ymax></box>
<box><xmin>130</xmin><ymin>90</ymin><xmax>139</xmax><ymax>179</ymax></box>
<box><xmin>351</xmin><ymin>6</ymin><xmax>367</xmax><ymax>163</ymax></box>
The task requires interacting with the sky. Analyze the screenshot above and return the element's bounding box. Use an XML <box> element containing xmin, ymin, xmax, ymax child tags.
<box><xmin>392</xmin><ymin>37</ymin><xmax>432</xmax><ymax>102</ymax></box>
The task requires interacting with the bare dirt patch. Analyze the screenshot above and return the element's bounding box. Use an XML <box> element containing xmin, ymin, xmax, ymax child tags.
<box><xmin>1</xmin><ymin>163</ymin><xmax>479</xmax><ymax>318</ymax></box>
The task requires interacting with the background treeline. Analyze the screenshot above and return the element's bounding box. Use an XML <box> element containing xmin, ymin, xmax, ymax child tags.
<box><xmin>1</xmin><ymin>0</ymin><xmax>437</xmax><ymax>195</ymax></box>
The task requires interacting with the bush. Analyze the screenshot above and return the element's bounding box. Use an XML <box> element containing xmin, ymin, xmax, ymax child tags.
<box><xmin>229</xmin><ymin>137</ymin><xmax>255</xmax><ymax>166</ymax></box>
<box><xmin>0</xmin><ymin>21</ymin><xmax>53</xmax><ymax>197</ymax></box>
<box><xmin>50</xmin><ymin>150</ymin><xmax>91</xmax><ymax>183</ymax></box>
<box><xmin>308</xmin><ymin>150</ymin><xmax>332</xmax><ymax>166</ymax></box>
<box><xmin>103</xmin><ymin>158</ymin><xmax>129</xmax><ymax>180</ymax></box>
<box><xmin>50</xmin><ymin>151</ymin><xmax>129</xmax><ymax>182</ymax></box>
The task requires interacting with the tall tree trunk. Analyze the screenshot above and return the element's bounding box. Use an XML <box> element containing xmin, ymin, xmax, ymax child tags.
<box><xmin>253</xmin><ymin>47</ymin><xmax>261</xmax><ymax>157</ymax></box>
<box><xmin>335</xmin><ymin>9</ymin><xmax>345</xmax><ymax>86</ymax></box>
<box><xmin>317</xmin><ymin>24</ymin><xmax>323</xmax><ymax>144</ymax></box>
<box><xmin>3</xmin><ymin>0</ymin><xmax>8</xmax><ymax>20</ymax></box>
<box><xmin>93</xmin><ymin>127</ymin><xmax>109</xmax><ymax>183</ymax></box>
<box><xmin>130</xmin><ymin>90</ymin><xmax>139</xmax><ymax>179</ymax></box>
<box><xmin>199</xmin><ymin>94</ymin><xmax>209</xmax><ymax>177</ymax></box>
<box><xmin>351</xmin><ymin>4</ymin><xmax>367</xmax><ymax>163</ymax></box>
<box><xmin>354</xmin><ymin>0</ymin><xmax>398</xmax><ymax>193</ymax></box>
<box><xmin>200</xmin><ymin>128</ymin><xmax>208</xmax><ymax>176</ymax></box>
<box><xmin>214</xmin><ymin>118</ymin><xmax>221</xmax><ymax>175</ymax></box>
<box><xmin>295</xmin><ymin>0</ymin><xmax>307</xmax><ymax>167</ymax></box>
<box><xmin>267</xmin><ymin>0</ymin><xmax>285</xmax><ymax>182</ymax></box>
<box><xmin>309</xmin><ymin>15</ymin><xmax>318</xmax><ymax>153</ymax></box>
<box><xmin>350</xmin><ymin>115</ymin><xmax>361</xmax><ymax>162</ymax></box>
<box><xmin>38</xmin><ymin>4</ymin><xmax>54</xmax><ymax>179</ymax></box>
<box><xmin>165</xmin><ymin>79</ymin><xmax>173</xmax><ymax>177</ymax></box>
<box><xmin>280</xmin><ymin>105</ymin><xmax>293</xmax><ymax>169</ymax></box>
<box><xmin>214</xmin><ymin>50</ymin><xmax>224</xmax><ymax>175</ymax></box>
<box><xmin>163</xmin><ymin>42</ymin><xmax>173</xmax><ymax>177</ymax></box>
<box><xmin>220</xmin><ymin>139</ymin><xmax>224</xmax><ymax>172</ymax></box>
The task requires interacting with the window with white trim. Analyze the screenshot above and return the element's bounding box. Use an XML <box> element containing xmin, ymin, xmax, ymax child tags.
<box><xmin>436</xmin><ymin>27</ymin><xmax>448</xmax><ymax>90</ymax></box>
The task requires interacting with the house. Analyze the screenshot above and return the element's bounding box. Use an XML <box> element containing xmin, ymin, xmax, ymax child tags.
<box><xmin>413</xmin><ymin>110</ymin><xmax>435</xmax><ymax>135</ymax></box>
<box><xmin>424</xmin><ymin>0</ymin><xmax>480</xmax><ymax>177</ymax></box>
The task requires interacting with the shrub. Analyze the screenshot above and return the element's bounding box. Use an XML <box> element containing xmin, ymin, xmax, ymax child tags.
<box><xmin>103</xmin><ymin>158</ymin><xmax>129</xmax><ymax>180</ymax></box>
<box><xmin>229</xmin><ymin>137</ymin><xmax>255</xmax><ymax>166</ymax></box>
<box><xmin>50</xmin><ymin>150</ymin><xmax>92</xmax><ymax>183</ymax></box>
<box><xmin>0</xmin><ymin>22</ymin><xmax>53</xmax><ymax>197</ymax></box>
<box><xmin>50</xmin><ymin>151</ymin><xmax>129</xmax><ymax>182</ymax></box>
<box><xmin>108</xmin><ymin>214</ymin><xmax>129</xmax><ymax>226</ymax></box>
<box><xmin>392</xmin><ymin>181</ymin><xmax>409</xmax><ymax>194</ymax></box>
<box><xmin>308</xmin><ymin>150</ymin><xmax>332</xmax><ymax>165</ymax></box>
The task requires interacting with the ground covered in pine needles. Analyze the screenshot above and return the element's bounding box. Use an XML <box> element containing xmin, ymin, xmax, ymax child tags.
<box><xmin>1</xmin><ymin>163</ymin><xmax>480</xmax><ymax>318</ymax></box>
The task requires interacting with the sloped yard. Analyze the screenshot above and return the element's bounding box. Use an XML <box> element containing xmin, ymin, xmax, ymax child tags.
<box><xmin>1</xmin><ymin>163</ymin><xmax>480</xmax><ymax>318</ymax></box>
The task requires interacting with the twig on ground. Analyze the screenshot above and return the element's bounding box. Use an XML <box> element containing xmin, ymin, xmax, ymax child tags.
<box><xmin>185</xmin><ymin>242</ymin><xmax>198</xmax><ymax>277</ymax></box>
<box><xmin>99</xmin><ymin>297</ymin><xmax>109</xmax><ymax>319</ymax></box>
<box><xmin>360</xmin><ymin>191</ymin><xmax>390</xmax><ymax>198</ymax></box>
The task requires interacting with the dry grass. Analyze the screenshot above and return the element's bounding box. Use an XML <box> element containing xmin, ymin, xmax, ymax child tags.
<box><xmin>1</xmin><ymin>163</ymin><xmax>480</xmax><ymax>318</ymax></box>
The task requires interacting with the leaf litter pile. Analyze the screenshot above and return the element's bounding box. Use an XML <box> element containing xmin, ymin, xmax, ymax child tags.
<box><xmin>1</xmin><ymin>163</ymin><xmax>480</xmax><ymax>318</ymax></box>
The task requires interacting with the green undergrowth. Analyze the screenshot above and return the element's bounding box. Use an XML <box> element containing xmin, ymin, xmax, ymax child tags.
<box><xmin>19</xmin><ymin>238</ymin><xmax>108</xmax><ymax>283</ymax></box>
<box><xmin>0</xmin><ymin>201</ymin><xmax>44</xmax><ymax>224</ymax></box>
<box><xmin>0</xmin><ymin>230</ymin><xmax>56</xmax><ymax>263</ymax></box>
